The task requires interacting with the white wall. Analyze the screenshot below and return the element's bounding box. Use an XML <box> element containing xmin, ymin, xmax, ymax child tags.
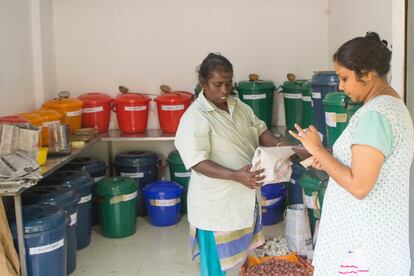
<box><xmin>52</xmin><ymin>0</ymin><xmax>330</xmax><ymax>128</ymax></box>
<box><xmin>0</xmin><ymin>0</ymin><xmax>36</xmax><ymax>116</ymax></box>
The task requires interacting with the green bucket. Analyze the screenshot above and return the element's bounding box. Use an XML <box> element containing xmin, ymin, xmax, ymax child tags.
<box><xmin>167</xmin><ymin>150</ymin><xmax>191</xmax><ymax>214</ymax></box>
<box><xmin>95</xmin><ymin>177</ymin><xmax>137</xmax><ymax>238</ymax></box>
<box><xmin>323</xmin><ymin>92</ymin><xmax>362</xmax><ymax>148</ymax></box>
<box><xmin>237</xmin><ymin>77</ymin><xmax>276</xmax><ymax>129</ymax></box>
<box><xmin>300</xmin><ymin>81</ymin><xmax>314</xmax><ymax>128</ymax></box>
<box><xmin>282</xmin><ymin>80</ymin><xmax>304</xmax><ymax>131</ymax></box>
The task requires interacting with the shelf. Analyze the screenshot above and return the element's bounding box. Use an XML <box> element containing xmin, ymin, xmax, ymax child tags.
<box><xmin>100</xmin><ymin>129</ymin><xmax>175</xmax><ymax>142</ymax></box>
<box><xmin>40</xmin><ymin>138</ymin><xmax>100</xmax><ymax>177</ymax></box>
<box><xmin>0</xmin><ymin>180</ymin><xmax>37</xmax><ymax>196</ymax></box>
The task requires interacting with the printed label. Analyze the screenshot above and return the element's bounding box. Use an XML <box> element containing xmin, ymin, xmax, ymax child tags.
<box><xmin>66</xmin><ymin>110</ymin><xmax>81</xmax><ymax>117</ymax></box>
<box><xmin>290</xmin><ymin>178</ymin><xmax>296</xmax><ymax>184</ymax></box>
<box><xmin>174</xmin><ymin>172</ymin><xmax>191</xmax><ymax>178</ymax></box>
<box><xmin>325</xmin><ymin>112</ymin><xmax>336</xmax><ymax>127</ymax></box>
<box><xmin>125</xmin><ymin>106</ymin><xmax>147</xmax><ymax>111</ymax></box>
<box><xmin>42</xmin><ymin>120</ymin><xmax>60</xmax><ymax>127</ymax></box>
<box><xmin>336</xmin><ymin>113</ymin><xmax>348</xmax><ymax>123</ymax></box>
<box><xmin>312</xmin><ymin>92</ymin><xmax>321</xmax><ymax>99</ymax></box>
<box><xmin>82</xmin><ymin>106</ymin><xmax>103</xmax><ymax>113</ymax></box>
<box><xmin>305</xmin><ymin>195</ymin><xmax>315</xmax><ymax>209</ymax></box>
<box><xmin>161</xmin><ymin>105</ymin><xmax>184</xmax><ymax>111</ymax></box>
<box><xmin>29</xmin><ymin>239</ymin><xmax>64</xmax><ymax>255</ymax></box>
<box><xmin>93</xmin><ymin>176</ymin><xmax>105</xmax><ymax>182</ymax></box>
<box><xmin>120</xmin><ymin>172</ymin><xmax>144</xmax><ymax>178</ymax></box>
<box><xmin>284</xmin><ymin>93</ymin><xmax>302</xmax><ymax>99</ymax></box>
<box><xmin>243</xmin><ymin>94</ymin><xmax>266</xmax><ymax>100</ymax></box>
<box><xmin>149</xmin><ymin>198</ymin><xmax>180</xmax><ymax>207</ymax></box>
<box><xmin>110</xmin><ymin>191</ymin><xmax>138</xmax><ymax>205</ymax></box>
<box><xmin>261</xmin><ymin>196</ymin><xmax>282</xmax><ymax>207</ymax></box>
<box><xmin>302</xmin><ymin>96</ymin><xmax>312</xmax><ymax>102</ymax></box>
<box><xmin>69</xmin><ymin>212</ymin><xmax>77</xmax><ymax>226</ymax></box>
<box><xmin>79</xmin><ymin>194</ymin><xmax>92</xmax><ymax>204</ymax></box>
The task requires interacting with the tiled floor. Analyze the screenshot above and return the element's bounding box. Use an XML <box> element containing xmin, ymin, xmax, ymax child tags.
<box><xmin>71</xmin><ymin>216</ymin><xmax>285</xmax><ymax>276</ymax></box>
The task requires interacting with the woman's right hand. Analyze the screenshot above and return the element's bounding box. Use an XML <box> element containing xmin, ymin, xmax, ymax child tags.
<box><xmin>233</xmin><ymin>165</ymin><xmax>265</xmax><ymax>189</ymax></box>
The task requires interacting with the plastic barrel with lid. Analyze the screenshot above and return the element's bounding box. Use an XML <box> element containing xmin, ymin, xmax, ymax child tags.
<box><xmin>40</xmin><ymin>170</ymin><xmax>94</xmax><ymax>249</ymax></box>
<box><xmin>113</xmin><ymin>151</ymin><xmax>160</xmax><ymax>216</ymax></box>
<box><xmin>323</xmin><ymin>92</ymin><xmax>362</xmax><ymax>148</ymax></box>
<box><xmin>64</xmin><ymin>157</ymin><xmax>107</xmax><ymax>225</ymax></box>
<box><xmin>300</xmin><ymin>81</ymin><xmax>315</xmax><ymax>128</ymax></box>
<box><xmin>260</xmin><ymin>183</ymin><xmax>286</xmax><ymax>225</ymax></box>
<box><xmin>281</xmin><ymin>76</ymin><xmax>304</xmax><ymax>131</ymax></box>
<box><xmin>167</xmin><ymin>150</ymin><xmax>191</xmax><ymax>214</ymax></box>
<box><xmin>22</xmin><ymin>186</ymin><xmax>80</xmax><ymax>274</ymax></box>
<box><xmin>95</xmin><ymin>177</ymin><xmax>138</xmax><ymax>238</ymax></box>
<box><xmin>311</xmin><ymin>71</ymin><xmax>339</xmax><ymax>145</ymax></box>
<box><xmin>298</xmin><ymin>169</ymin><xmax>329</xmax><ymax>236</ymax></box>
<box><xmin>287</xmin><ymin>162</ymin><xmax>306</xmax><ymax>205</ymax></box>
<box><xmin>143</xmin><ymin>181</ymin><xmax>184</xmax><ymax>227</ymax></box>
<box><xmin>78</xmin><ymin>92</ymin><xmax>113</xmax><ymax>133</ymax></box>
<box><xmin>237</xmin><ymin>74</ymin><xmax>276</xmax><ymax>129</ymax></box>
<box><xmin>113</xmin><ymin>93</ymin><xmax>150</xmax><ymax>133</ymax></box>
<box><xmin>8</xmin><ymin>204</ymin><xmax>69</xmax><ymax>276</ymax></box>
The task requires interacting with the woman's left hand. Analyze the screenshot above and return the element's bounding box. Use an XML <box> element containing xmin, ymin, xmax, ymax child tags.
<box><xmin>289</xmin><ymin>124</ymin><xmax>324</xmax><ymax>156</ymax></box>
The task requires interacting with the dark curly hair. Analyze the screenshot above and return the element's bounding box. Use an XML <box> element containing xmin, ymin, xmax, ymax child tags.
<box><xmin>197</xmin><ymin>53</ymin><xmax>233</xmax><ymax>84</ymax></box>
<box><xmin>333</xmin><ymin>32</ymin><xmax>392</xmax><ymax>82</ymax></box>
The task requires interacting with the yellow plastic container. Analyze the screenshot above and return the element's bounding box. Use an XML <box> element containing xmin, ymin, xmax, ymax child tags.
<box><xmin>36</xmin><ymin>147</ymin><xmax>48</xmax><ymax>166</ymax></box>
<box><xmin>42</xmin><ymin>93</ymin><xmax>83</xmax><ymax>134</ymax></box>
<box><xmin>33</xmin><ymin>109</ymin><xmax>62</xmax><ymax>147</ymax></box>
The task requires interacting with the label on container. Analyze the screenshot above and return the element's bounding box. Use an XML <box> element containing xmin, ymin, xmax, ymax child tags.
<box><xmin>83</xmin><ymin>106</ymin><xmax>103</xmax><ymax>113</ymax></box>
<box><xmin>79</xmin><ymin>194</ymin><xmax>92</xmax><ymax>204</ymax></box>
<box><xmin>174</xmin><ymin>172</ymin><xmax>191</xmax><ymax>178</ymax></box>
<box><xmin>302</xmin><ymin>96</ymin><xmax>312</xmax><ymax>102</ymax></box>
<box><xmin>305</xmin><ymin>195</ymin><xmax>315</xmax><ymax>209</ymax></box>
<box><xmin>284</xmin><ymin>93</ymin><xmax>302</xmax><ymax>99</ymax></box>
<box><xmin>261</xmin><ymin>196</ymin><xmax>282</xmax><ymax>207</ymax></box>
<box><xmin>290</xmin><ymin>178</ymin><xmax>296</xmax><ymax>184</ymax></box>
<box><xmin>161</xmin><ymin>105</ymin><xmax>185</xmax><ymax>111</ymax></box>
<box><xmin>67</xmin><ymin>110</ymin><xmax>81</xmax><ymax>117</ymax></box>
<box><xmin>325</xmin><ymin>112</ymin><xmax>336</xmax><ymax>127</ymax></box>
<box><xmin>69</xmin><ymin>212</ymin><xmax>77</xmax><ymax>226</ymax></box>
<box><xmin>149</xmin><ymin>198</ymin><xmax>180</xmax><ymax>207</ymax></box>
<box><xmin>110</xmin><ymin>191</ymin><xmax>137</xmax><ymax>205</ymax></box>
<box><xmin>42</xmin><ymin>120</ymin><xmax>60</xmax><ymax>127</ymax></box>
<box><xmin>93</xmin><ymin>176</ymin><xmax>105</xmax><ymax>182</ymax></box>
<box><xmin>243</xmin><ymin>94</ymin><xmax>266</xmax><ymax>100</ymax></box>
<box><xmin>312</xmin><ymin>92</ymin><xmax>321</xmax><ymax>99</ymax></box>
<box><xmin>29</xmin><ymin>239</ymin><xmax>64</xmax><ymax>255</ymax></box>
<box><xmin>336</xmin><ymin>113</ymin><xmax>348</xmax><ymax>123</ymax></box>
<box><xmin>124</xmin><ymin>106</ymin><xmax>147</xmax><ymax>111</ymax></box>
<box><xmin>120</xmin><ymin>172</ymin><xmax>144</xmax><ymax>178</ymax></box>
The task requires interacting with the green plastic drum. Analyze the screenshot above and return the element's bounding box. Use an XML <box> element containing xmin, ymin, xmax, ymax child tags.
<box><xmin>300</xmin><ymin>81</ymin><xmax>315</xmax><ymax>128</ymax></box>
<box><xmin>194</xmin><ymin>84</ymin><xmax>202</xmax><ymax>98</ymax></box>
<box><xmin>298</xmin><ymin>169</ymin><xmax>329</xmax><ymax>236</ymax></box>
<box><xmin>282</xmin><ymin>81</ymin><xmax>303</xmax><ymax>131</ymax></box>
<box><xmin>95</xmin><ymin>177</ymin><xmax>137</xmax><ymax>238</ymax></box>
<box><xmin>323</xmin><ymin>92</ymin><xmax>362</xmax><ymax>148</ymax></box>
<box><xmin>167</xmin><ymin>150</ymin><xmax>191</xmax><ymax>214</ymax></box>
<box><xmin>237</xmin><ymin>79</ymin><xmax>275</xmax><ymax>129</ymax></box>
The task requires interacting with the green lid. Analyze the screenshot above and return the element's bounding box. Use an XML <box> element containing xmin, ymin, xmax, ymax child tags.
<box><xmin>300</xmin><ymin>81</ymin><xmax>312</xmax><ymax>94</ymax></box>
<box><xmin>298</xmin><ymin>169</ymin><xmax>328</xmax><ymax>190</ymax></box>
<box><xmin>167</xmin><ymin>150</ymin><xmax>184</xmax><ymax>165</ymax></box>
<box><xmin>95</xmin><ymin>177</ymin><xmax>137</xmax><ymax>197</ymax></box>
<box><xmin>237</xmin><ymin>80</ymin><xmax>275</xmax><ymax>92</ymax></box>
<box><xmin>282</xmin><ymin>81</ymin><xmax>302</xmax><ymax>93</ymax></box>
<box><xmin>323</xmin><ymin>92</ymin><xmax>362</xmax><ymax>110</ymax></box>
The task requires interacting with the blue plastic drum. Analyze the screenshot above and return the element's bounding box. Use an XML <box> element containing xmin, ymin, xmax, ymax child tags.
<box><xmin>22</xmin><ymin>186</ymin><xmax>80</xmax><ymax>274</ymax></box>
<box><xmin>41</xmin><ymin>170</ymin><xmax>94</xmax><ymax>249</ymax></box>
<box><xmin>143</xmin><ymin>181</ymin><xmax>183</xmax><ymax>227</ymax></box>
<box><xmin>289</xmin><ymin>162</ymin><xmax>306</xmax><ymax>205</ymax></box>
<box><xmin>311</xmin><ymin>71</ymin><xmax>339</xmax><ymax>145</ymax></box>
<box><xmin>261</xmin><ymin>184</ymin><xmax>287</xmax><ymax>225</ymax></box>
<box><xmin>9</xmin><ymin>204</ymin><xmax>69</xmax><ymax>276</ymax></box>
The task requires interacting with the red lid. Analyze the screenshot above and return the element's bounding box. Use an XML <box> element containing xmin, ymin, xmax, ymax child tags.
<box><xmin>155</xmin><ymin>92</ymin><xmax>193</xmax><ymax>104</ymax></box>
<box><xmin>78</xmin><ymin>92</ymin><xmax>112</xmax><ymax>105</ymax></box>
<box><xmin>115</xmin><ymin>93</ymin><xmax>150</xmax><ymax>105</ymax></box>
<box><xmin>0</xmin><ymin>115</ymin><xmax>30</xmax><ymax>124</ymax></box>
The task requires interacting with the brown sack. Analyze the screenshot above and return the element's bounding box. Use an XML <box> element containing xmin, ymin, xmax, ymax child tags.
<box><xmin>0</xmin><ymin>197</ymin><xmax>20</xmax><ymax>276</ymax></box>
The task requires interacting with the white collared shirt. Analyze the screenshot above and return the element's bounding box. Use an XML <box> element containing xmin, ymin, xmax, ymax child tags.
<box><xmin>174</xmin><ymin>92</ymin><xmax>267</xmax><ymax>231</ymax></box>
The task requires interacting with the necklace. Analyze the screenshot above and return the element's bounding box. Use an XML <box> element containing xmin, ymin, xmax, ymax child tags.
<box><xmin>365</xmin><ymin>84</ymin><xmax>390</xmax><ymax>103</ymax></box>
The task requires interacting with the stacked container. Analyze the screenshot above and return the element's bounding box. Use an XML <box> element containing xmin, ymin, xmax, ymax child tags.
<box><xmin>78</xmin><ymin>92</ymin><xmax>113</xmax><ymax>133</ymax></box>
<box><xmin>154</xmin><ymin>92</ymin><xmax>192</xmax><ymax>133</ymax></box>
<box><xmin>113</xmin><ymin>93</ymin><xmax>151</xmax><ymax>133</ymax></box>
<box><xmin>281</xmin><ymin>80</ymin><xmax>304</xmax><ymax>131</ymax></box>
<box><xmin>300</xmin><ymin>81</ymin><xmax>315</xmax><ymax>128</ymax></box>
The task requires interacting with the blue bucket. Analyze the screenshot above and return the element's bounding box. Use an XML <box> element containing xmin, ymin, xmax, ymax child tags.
<box><xmin>288</xmin><ymin>162</ymin><xmax>306</xmax><ymax>205</ymax></box>
<box><xmin>311</xmin><ymin>71</ymin><xmax>339</xmax><ymax>145</ymax></box>
<box><xmin>143</xmin><ymin>181</ymin><xmax>183</xmax><ymax>227</ymax></box>
<box><xmin>113</xmin><ymin>151</ymin><xmax>160</xmax><ymax>216</ymax></box>
<box><xmin>41</xmin><ymin>170</ymin><xmax>94</xmax><ymax>250</ymax></box>
<box><xmin>9</xmin><ymin>204</ymin><xmax>69</xmax><ymax>276</ymax></box>
<box><xmin>22</xmin><ymin>186</ymin><xmax>80</xmax><ymax>274</ymax></box>
<box><xmin>261</xmin><ymin>184</ymin><xmax>287</xmax><ymax>225</ymax></box>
